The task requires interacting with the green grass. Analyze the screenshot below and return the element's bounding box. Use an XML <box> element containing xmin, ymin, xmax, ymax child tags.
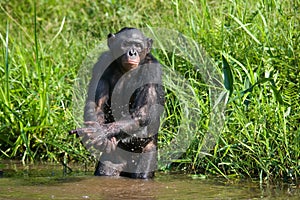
<box><xmin>0</xmin><ymin>0</ymin><xmax>299</xmax><ymax>183</ymax></box>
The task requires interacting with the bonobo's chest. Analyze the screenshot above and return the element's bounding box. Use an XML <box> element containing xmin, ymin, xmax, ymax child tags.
<box><xmin>101</xmin><ymin>64</ymin><xmax>147</xmax><ymax>123</ymax></box>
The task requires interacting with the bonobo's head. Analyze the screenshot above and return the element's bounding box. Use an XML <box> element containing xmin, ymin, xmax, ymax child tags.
<box><xmin>107</xmin><ymin>27</ymin><xmax>153</xmax><ymax>71</ymax></box>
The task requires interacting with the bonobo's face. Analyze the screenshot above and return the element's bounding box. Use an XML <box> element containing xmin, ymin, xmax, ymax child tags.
<box><xmin>108</xmin><ymin>28</ymin><xmax>153</xmax><ymax>71</ymax></box>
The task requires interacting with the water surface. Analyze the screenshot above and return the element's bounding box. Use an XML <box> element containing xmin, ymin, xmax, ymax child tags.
<box><xmin>0</xmin><ymin>161</ymin><xmax>299</xmax><ymax>199</ymax></box>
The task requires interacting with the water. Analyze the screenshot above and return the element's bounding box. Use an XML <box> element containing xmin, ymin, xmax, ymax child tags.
<box><xmin>0</xmin><ymin>161</ymin><xmax>299</xmax><ymax>200</ymax></box>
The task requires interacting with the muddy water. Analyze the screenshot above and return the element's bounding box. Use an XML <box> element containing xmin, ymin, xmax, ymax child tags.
<box><xmin>0</xmin><ymin>161</ymin><xmax>299</xmax><ymax>200</ymax></box>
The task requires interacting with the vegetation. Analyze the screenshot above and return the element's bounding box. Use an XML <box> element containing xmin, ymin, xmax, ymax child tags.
<box><xmin>0</xmin><ymin>0</ymin><xmax>299</xmax><ymax>183</ymax></box>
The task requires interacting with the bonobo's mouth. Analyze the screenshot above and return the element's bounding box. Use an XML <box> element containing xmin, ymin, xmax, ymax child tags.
<box><xmin>122</xmin><ymin>61</ymin><xmax>139</xmax><ymax>71</ymax></box>
<box><xmin>124</xmin><ymin>60</ymin><xmax>139</xmax><ymax>65</ymax></box>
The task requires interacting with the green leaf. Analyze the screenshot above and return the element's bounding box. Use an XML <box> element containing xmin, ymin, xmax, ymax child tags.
<box><xmin>222</xmin><ymin>55</ymin><xmax>233</xmax><ymax>96</ymax></box>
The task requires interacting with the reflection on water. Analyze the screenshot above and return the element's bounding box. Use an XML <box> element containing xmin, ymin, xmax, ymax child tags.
<box><xmin>0</xmin><ymin>161</ymin><xmax>299</xmax><ymax>200</ymax></box>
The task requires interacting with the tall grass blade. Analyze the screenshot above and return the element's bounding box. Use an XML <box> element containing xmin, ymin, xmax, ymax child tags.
<box><xmin>222</xmin><ymin>55</ymin><xmax>233</xmax><ymax>97</ymax></box>
<box><xmin>4</xmin><ymin>22</ymin><xmax>9</xmax><ymax>104</ymax></box>
<box><xmin>229</xmin><ymin>14</ymin><xmax>261</xmax><ymax>45</ymax></box>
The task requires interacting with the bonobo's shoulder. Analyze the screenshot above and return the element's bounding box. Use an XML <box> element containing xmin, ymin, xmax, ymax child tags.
<box><xmin>92</xmin><ymin>51</ymin><xmax>115</xmax><ymax>74</ymax></box>
<box><xmin>144</xmin><ymin>53</ymin><xmax>159</xmax><ymax>64</ymax></box>
<box><xmin>97</xmin><ymin>51</ymin><xmax>113</xmax><ymax>62</ymax></box>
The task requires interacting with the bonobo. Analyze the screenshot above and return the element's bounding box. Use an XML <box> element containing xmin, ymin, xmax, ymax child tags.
<box><xmin>70</xmin><ymin>27</ymin><xmax>164</xmax><ymax>179</ymax></box>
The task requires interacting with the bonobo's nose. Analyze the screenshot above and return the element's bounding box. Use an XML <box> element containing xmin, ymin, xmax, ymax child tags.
<box><xmin>128</xmin><ymin>49</ymin><xmax>138</xmax><ymax>57</ymax></box>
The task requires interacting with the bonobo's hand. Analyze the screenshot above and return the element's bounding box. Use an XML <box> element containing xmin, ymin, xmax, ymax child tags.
<box><xmin>69</xmin><ymin>122</ymin><xmax>118</xmax><ymax>153</ymax></box>
<box><xmin>84</xmin><ymin>132</ymin><xmax>118</xmax><ymax>153</ymax></box>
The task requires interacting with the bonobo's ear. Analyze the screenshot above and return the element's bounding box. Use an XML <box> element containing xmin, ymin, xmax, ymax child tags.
<box><xmin>107</xmin><ymin>33</ymin><xmax>116</xmax><ymax>49</ymax></box>
<box><xmin>146</xmin><ymin>38</ymin><xmax>153</xmax><ymax>53</ymax></box>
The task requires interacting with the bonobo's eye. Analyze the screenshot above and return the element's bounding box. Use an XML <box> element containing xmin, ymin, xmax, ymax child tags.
<box><xmin>134</xmin><ymin>43</ymin><xmax>143</xmax><ymax>52</ymax></box>
<box><xmin>122</xmin><ymin>41</ymin><xmax>144</xmax><ymax>52</ymax></box>
<box><xmin>122</xmin><ymin>41</ymin><xmax>130</xmax><ymax>48</ymax></box>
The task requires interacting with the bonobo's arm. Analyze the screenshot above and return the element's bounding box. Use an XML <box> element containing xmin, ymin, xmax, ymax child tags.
<box><xmin>78</xmin><ymin>78</ymin><xmax>118</xmax><ymax>153</ymax></box>
<box><xmin>84</xmin><ymin>52</ymin><xmax>112</xmax><ymax>124</ymax></box>
<box><xmin>80</xmin><ymin>84</ymin><xmax>163</xmax><ymax>136</ymax></box>
<box><xmin>111</xmin><ymin>84</ymin><xmax>164</xmax><ymax>138</ymax></box>
<box><xmin>71</xmin><ymin>52</ymin><xmax>120</xmax><ymax>153</ymax></box>
<box><xmin>84</xmin><ymin>79</ymin><xmax>108</xmax><ymax>124</ymax></box>
<box><xmin>71</xmin><ymin>84</ymin><xmax>163</xmax><ymax>153</ymax></box>
<box><xmin>136</xmin><ymin>84</ymin><xmax>165</xmax><ymax>134</ymax></box>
